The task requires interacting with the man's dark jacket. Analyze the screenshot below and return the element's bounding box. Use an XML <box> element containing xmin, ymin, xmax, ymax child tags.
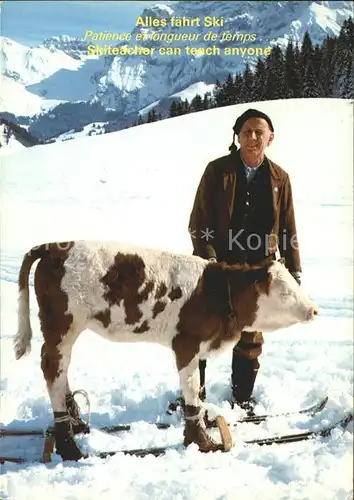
<box><xmin>188</xmin><ymin>150</ymin><xmax>302</xmax><ymax>273</ymax></box>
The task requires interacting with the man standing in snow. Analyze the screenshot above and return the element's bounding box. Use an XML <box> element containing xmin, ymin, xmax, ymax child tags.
<box><xmin>188</xmin><ymin>108</ymin><xmax>302</xmax><ymax>413</ymax></box>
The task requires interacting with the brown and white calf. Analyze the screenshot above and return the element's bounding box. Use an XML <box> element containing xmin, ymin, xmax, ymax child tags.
<box><xmin>14</xmin><ymin>241</ymin><xmax>318</xmax><ymax>460</ymax></box>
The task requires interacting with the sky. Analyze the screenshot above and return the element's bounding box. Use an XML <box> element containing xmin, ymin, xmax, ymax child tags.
<box><xmin>0</xmin><ymin>98</ymin><xmax>353</xmax><ymax>499</ymax></box>
<box><xmin>1</xmin><ymin>1</ymin><xmax>165</xmax><ymax>46</ymax></box>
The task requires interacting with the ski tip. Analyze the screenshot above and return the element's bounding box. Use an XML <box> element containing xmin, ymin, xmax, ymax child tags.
<box><xmin>342</xmin><ymin>413</ymin><xmax>353</xmax><ymax>427</ymax></box>
<box><xmin>215</xmin><ymin>415</ymin><xmax>233</xmax><ymax>451</ymax></box>
<box><xmin>317</xmin><ymin>396</ymin><xmax>329</xmax><ymax>411</ymax></box>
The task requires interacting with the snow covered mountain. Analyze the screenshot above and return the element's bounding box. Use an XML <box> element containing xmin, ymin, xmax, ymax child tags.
<box><xmin>0</xmin><ymin>36</ymin><xmax>104</xmax><ymax>116</ymax></box>
<box><xmin>97</xmin><ymin>0</ymin><xmax>352</xmax><ymax>113</ymax></box>
<box><xmin>0</xmin><ymin>1</ymin><xmax>352</xmax><ymax>141</ymax></box>
<box><xmin>1</xmin><ymin>36</ymin><xmax>82</xmax><ymax>86</ymax></box>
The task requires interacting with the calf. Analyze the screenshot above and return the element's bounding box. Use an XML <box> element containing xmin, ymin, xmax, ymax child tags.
<box><xmin>14</xmin><ymin>241</ymin><xmax>318</xmax><ymax>460</ymax></box>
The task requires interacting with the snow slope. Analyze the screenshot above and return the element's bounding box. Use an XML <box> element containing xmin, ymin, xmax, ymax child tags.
<box><xmin>0</xmin><ymin>98</ymin><xmax>353</xmax><ymax>500</ymax></box>
<box><xmin>0</xmin><ymin>134</ymin><xmax>26</xmax><ymax>157</ymax></box>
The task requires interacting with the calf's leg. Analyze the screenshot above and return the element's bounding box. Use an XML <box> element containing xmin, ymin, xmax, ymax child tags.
<box><xmin>179</xmin><ymin>360</ymin><xmax>222</xmax><ymax>452</ymax></box>
<box><xmin>173</xmin><ymin>337</ymin><xmax>223</xmax><ymax>452</ymax></box>
<box><xmin>35</xmin><ymin>253</ymin><xmax>85</xmax><ymax>460</ymax></box>
<box><xmin>41</xmin><ymin>340</ymin><xmax>83</xmax><ymax>461</ymax></box>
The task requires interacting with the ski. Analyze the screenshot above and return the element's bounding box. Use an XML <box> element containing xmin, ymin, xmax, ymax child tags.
<box><xmin>238</xmin><ymin>395</ymin><xmax>329</xmax><ymax>424</ymax></box>
<box><xmin>0</xmin><ymin>446</ymin><xmax>173</xmax><ymax>463</ymax></box>
<box><xmin>98</xmin><ymin>412</ymin><xmax>353</xmax><ymax>455</ymax></box>
<box><xmin>0</xmin><ymin>396</ymin><xmax>329</xmax><ymax>438</ymax></box>
<box><xmin>0</xmin><ymin>422</ymin><xmax>171</xmax><ymax>438</ymax></box>
<box><xmin>0</xmin><ymin>412</ymin><xmax>351</xmax><ymax>464</ymax></box>
<box><xmin>244</xmin><ymin>412</ymin><xmax>353</xmax><ymax>446</ymax></box>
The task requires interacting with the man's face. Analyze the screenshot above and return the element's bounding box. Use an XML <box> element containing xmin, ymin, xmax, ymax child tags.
<box><xmin>238</xmin><ymin>117</ymin><xmax>274</xmax><ymax>157</ymax></box>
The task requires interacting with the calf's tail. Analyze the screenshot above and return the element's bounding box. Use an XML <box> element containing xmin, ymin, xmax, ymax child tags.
<box><xmin>14</xmin><ymin>245</ymin><xmax>50</xmax><ymax>360</ymax></box>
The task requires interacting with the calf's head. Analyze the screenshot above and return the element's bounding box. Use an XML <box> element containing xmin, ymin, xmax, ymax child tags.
<box><xmin>239</xmin><ymin>260</ymin><xmax>318</xmax><ymax>332</ymax></box>
<box><xmin>202</xmin><ymin>260</ymin><xmax>318</xmax><ymax>333</ymax></box>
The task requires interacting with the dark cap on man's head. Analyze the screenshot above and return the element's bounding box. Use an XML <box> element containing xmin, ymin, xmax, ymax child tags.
<box><xmin>233</xmin><ymin>109</ymin><xmax>274</xmax><ymax>135</ymax></box>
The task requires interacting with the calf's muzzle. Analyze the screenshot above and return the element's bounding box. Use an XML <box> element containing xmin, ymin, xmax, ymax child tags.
<box><xmin>305</xmin><ymin>306</ymin><xmax>318</xmax><ymax>322</ymax></box>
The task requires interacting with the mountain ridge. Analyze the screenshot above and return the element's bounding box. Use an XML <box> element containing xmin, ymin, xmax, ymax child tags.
<box><xmin>0</xmin><ymin>1</ymin><xmax>352</xmax><ymax>142</ymax></box>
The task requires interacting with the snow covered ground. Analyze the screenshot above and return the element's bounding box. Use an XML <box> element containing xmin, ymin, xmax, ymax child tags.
<box><xmin>0</xmin><ymin>135</ymin><xmax>26</xmax><ymax>158</ymax></box>
<box><xmin>0</xmin><ymin>98</ymin><xmax>353</xmax><ymax>499</ymax></box>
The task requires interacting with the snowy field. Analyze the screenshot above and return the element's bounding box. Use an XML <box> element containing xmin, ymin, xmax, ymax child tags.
<box><xmin>0</xmin><ymin>98</ymin><xmax>353</xmax><ymax>499</ymax></box>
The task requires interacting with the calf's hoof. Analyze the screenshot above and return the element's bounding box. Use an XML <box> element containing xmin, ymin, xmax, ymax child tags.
<box><xmin>184</xmin><ymin>414</ymin><xmax>233</xmax><ymax>453</ymax></box>
<box><xmin>183</xmin><ymin>405</ymin><xmax>232</xmax><ymax>453</ymax></box>
<box><xmin>55</xmin><ymin>435</ymin><xmax>84</xmax><ymax>461</ymax></box>
<box><xmin>184</xmin><ymin>434</ymin><xmax>224</xmax><ymax>452</ymax></box>
<box><xmin>184</xmin><ymin>422</ymin><xmax>224</xmax><ymax>452</ymax></box>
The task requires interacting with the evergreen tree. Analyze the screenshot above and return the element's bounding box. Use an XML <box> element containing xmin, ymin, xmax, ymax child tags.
<box><xmin>214</xmin><ymin>78</ymin><xmax>222</xmax><ymax>92</ymax></box>
<box><xmin>170</xmin><ymin>101</ymin><xmax>178</xmax><ymax>118</ymax></box>
<box><xmin>313</xmin><ymin>44</ymin><xmax>323</xmax><ymax>76</ymax></box>
<box><xmin>293</xmin><ymin>42</ymin><xmax>303</xmax><ymax>97</ymax></box>
<box><xmin>176</xmin><ymin>102</ymin><xmax>184</xmax><ymax>116</ymax></box>
<box><xmin>191</xmin><ymin>94</ymin><xmax>203</xmax><ymax>112</ymax></box>
<box><xmin>320</xmin><ymin>36</ymin><xmax>336</xmax><ymax>96</ymax></box>
<box><xmin>294</xmin><ymin>42</ymin><xmax>301</xmax><ymax>66</ymax></box>
<box><xmin>300</xmin><ymin>31</ymin><xmax>314</xmax><ymax>74</ymax></box>
<box><xmin>284</xmin><ymin>40</ymin><xmax>299</xmax><ymax>98</ymax></box>
<box><xmin>182</xmin><ymin>99</ymin><xmax>190</xmax><ymax>114</ymax></box>
<box><xmin>298</xmin><ymin>31</ymin><xmax>323</xmax><ymax>98</ymax></box>
<box><xmin>146</xmin><ymin>110</ymin><xmax>158</xmax><ymax>123</ymax></box>
<box><xmin>212</xmin><ymin>79</ymin><xmax>223</xmax><ymax>106</ymax></box>
<box><xmin>343</xmin><ymin>56</ymin><xmax>354</xmax><ymax>98</ymax></box>
<box><xmin>332</xmin><ymin>17</ymin><xmax>354</xmax><ymax>97</ymax></box>
<box><xmin>213</xmin><ymin>74</ymin><xmax>235</xmax><ymax>106</ymax></box>
<box><xmin>242</xmin><ymin>63</ymin><xmax>254</xmax><ymax>103</ymax></box>
<box><xmin>213</xmin><ymin>83</ymin><xmax>226</xmax><ymax>107</ymax></box>
<box><xmin>302</xmin><ymin>64</ymin><xmax>323</xmax><ymax>97</ymax></box>
<box><xmin>188</xmin><ymin>17</ymin><xmax>353</xmax><ymax>111</ymax></box>
<box><xmin>224</xmin><ymin>73</ymin><xmax>237</xmax><ymax>105</ymax></box>
<box><xmin>252</xmin><ymin>58</ymin><xmax>267</xmax><ymax>101</ymax></box>
<box><xmin>151</xmin><ymin>108</ymin><xmax>157</xmax><ymax>122</ymax></box>
<box><xmin>233</xmin><ymin>73</ymin><xmax>244</xmax><ymax>104</ymax></box>
<box><xmin>264</xmin><ymin>46</ymin><xmax>284</xmax><ymax>100</ymax></box>
<box><xmin>203</xmin><ymin>92</ymin><xmax>212</xmax><ymax>110</ymax></box>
